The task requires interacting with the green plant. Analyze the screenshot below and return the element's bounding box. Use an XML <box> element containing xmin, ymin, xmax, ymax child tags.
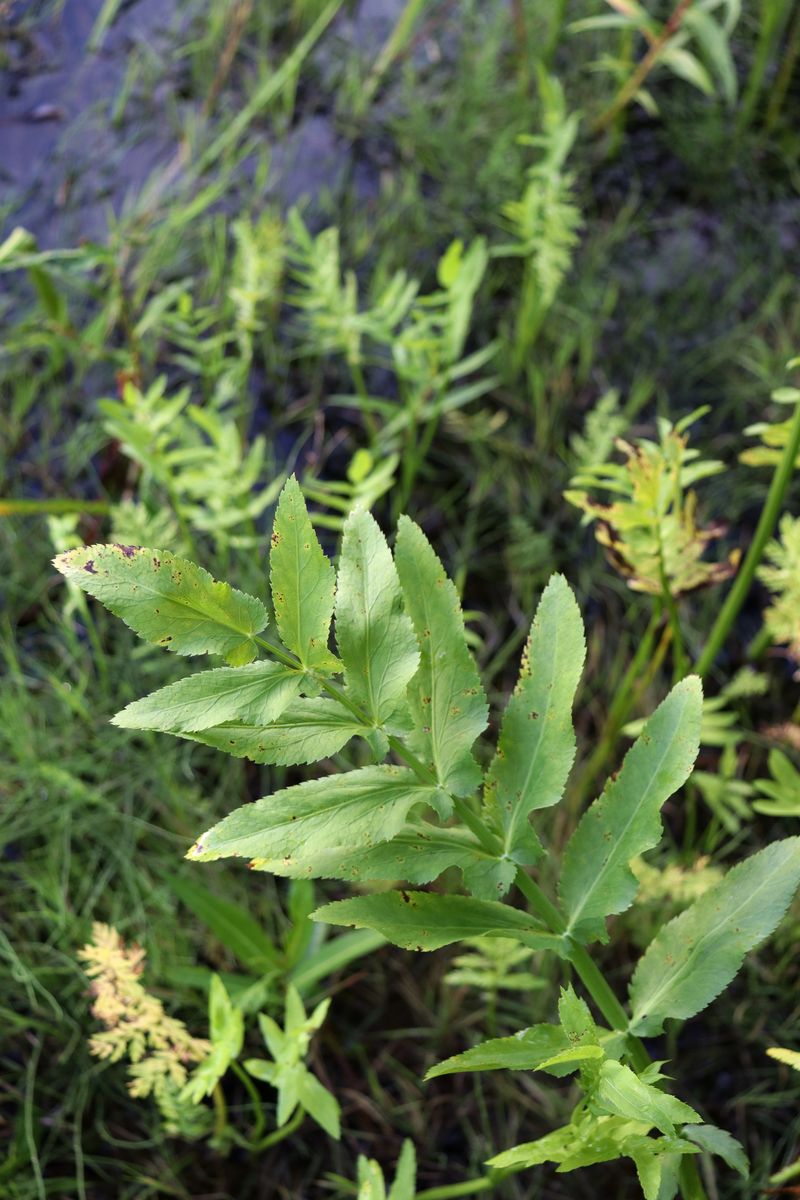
<box><xmin>56</xmin><ymin>478</ymin><xmax>800</xmax><ymax>1198</ymax></box>
<box><xmin>572</xmin><ymin>0</ymin><xmax>740</xmax><ymax>135</ymax></box>
<box><xmin>99</xmin><ymin>376</ymin><xmax>283</xmax><ymax>559</ymax></box>
<box><xmin>494</xmin><ymin>70</ymin><xmax>581</xmax><ymax>378</ymax></box>
<box><xmin>565</xmin><ymin>409</ymin><xmax>737</xmax><ymax>680</ymax></box>
<box><xmin>754</xmin><ymin>749</ymin><xmax>800</xmax><ymax>818</ymax></box>
<box><xmin>757</xmin><ymin>514</ymin><xmax>800</xmax><ymax>670</ymax></box>
<box><xmin>80</xmin><ymin>923</ymin><xmax>342</xmax><ymax>1151</ymax></box>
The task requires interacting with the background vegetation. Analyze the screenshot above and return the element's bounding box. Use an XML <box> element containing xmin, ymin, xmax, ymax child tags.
<box><xmin>1</xmin><ymin>0</ymin><xmax>800</xmax><ymax>1196</ymax></box>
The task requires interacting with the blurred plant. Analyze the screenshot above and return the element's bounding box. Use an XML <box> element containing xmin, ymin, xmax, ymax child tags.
<box><xmin>754</xmin><ymin>749</ymin><xmax>800</xmax><ymax>818</ymax></box>
<box><xmin>100</xmin><ymin>376</ymin><xmax>283</xmax><ymax>559</ymax></box>
<box><xmin>80</xmin><ymin>921</ymin><xmax>343</xmax><ymax>1151</ymax></box>
<box><xmin>244</xmin><ymin>985</ymin><xmax>340</xmax><ymax>1139</ymax></box>
<box><xmin>741</xmin><ymin>371</ymin><xmax>800</xmax><ymax>469</ymax></box>
<box><xmin>571</xmin><ymin>0</ymin><xmax>740</xmax><ymax>135</ymax></box>
<box><xmin>79</xmin><ymin>923</ymin><xmax>212</xmax><ymax>1138</ymax></box>
<box><xmin>494</xmin><ymin>71</ymin><xmax>581</xmax><ymax>378</ymax></box>
<box><xmin>758</xmin><ymin>514</ymin><xmax>800</xmax><ymax>671</ymax></box>
<box><xmin>444</xmin><ymin>936</ymin><xmax>547</xmax><ymax>996</ymax></box>
<box><xmin>329</xmin><ymin>1139</ymin><xmax>416</xmax><ymax>1199</ymax></box>
<box><xmin>302</xmin><ymin>449</ymin><xmax>400</xmax><ymax>532</ymax></box>
<box><xmin>566</xmin><ymin>409</ymin><xmax>737</xmax><ymax>678</ymax></box>
<box><xmin>288</xmin><ymin>214</ymin><xmax>495</xmax><ymax>511</ymax></box>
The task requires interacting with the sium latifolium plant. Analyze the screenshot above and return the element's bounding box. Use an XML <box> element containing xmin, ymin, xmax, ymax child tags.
<box><xmin>57</xmin><ymin>478</ymin><xmax>800</xmax><ymax>1198</ymax></box>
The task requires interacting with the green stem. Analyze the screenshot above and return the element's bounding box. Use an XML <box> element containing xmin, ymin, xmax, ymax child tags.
<box><xmin>247</xmin><ymin>1105</ymin><xmax>305</xmax><ymax>1151</ymax></box>
<box><xmin>231</xmin><ymin>1061</ymin><xmax>266</xmax><ymax>1142</ymax></box>
<box><xmin>416</xmin><ymin>1175</ymin><xmax>506</xmax><ymax>1200</ymax></box>
<box><xmin>349</xmin><ymin>359</ymin><xmax>379</xmax><ymax>446</ymax></box>
<box><xmin>211</xmin><ymin>1082</ymin><xmax>228</xmax><ymax>1141</ymax></box>
<box><xmin>694</xmin><ymin>397</ymin><xmax>800</xmax><ymax>680</ymax></box>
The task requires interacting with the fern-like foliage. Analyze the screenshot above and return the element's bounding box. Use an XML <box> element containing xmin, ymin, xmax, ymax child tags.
<box><xmin>100</xmin><ymin>377</ymin><xmax>282</xmax><ymax>552</ymax></box>
<box><xmin>286</xmin><ymin>210</ymin><xmax>417</xmax><ymax>367</ymax></box>
<box><xmin>758</xmin><ymin>514</ymin><xmax>800</xmax><ymax>669</ymax></box>
<box><xmin>56</xmin><ymin>479</ymin><xmax>800</xmax><ymax>1197</ymax></box>
<box><xmin>740</xmin><ymin>370</ymin><xmax>800</xmax><ymax>469</ymax></box>
<box><xmin>565</xmin><ymin>409</ymin><xmax>738</xmax><ymax>597</ymax></box>
<box><xmin>496</xmin><ymin>71</ymin><xmax>581</xmax><ymax>373</ymax></box>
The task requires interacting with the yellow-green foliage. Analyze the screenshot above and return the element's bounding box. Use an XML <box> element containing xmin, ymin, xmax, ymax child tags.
<box><xmin>566</xmin><ymin>412</ymin><xmax>738</xmax><ymax>597</ymax></box>
<box><xmin>79</xmin><ymin>924</ymin><xmax>209</xmax><ymax>1133</ymax></box>
<box><xmin>758</xmin><ymin>514</ymin><xmax>800</xmax><ymax>667</ymax></box>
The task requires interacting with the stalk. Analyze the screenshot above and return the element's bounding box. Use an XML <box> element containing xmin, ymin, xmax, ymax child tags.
<box><xmin>694</xmin><ymin>396</ymin><xmax>800</xmax><ymax>680</ymax></box>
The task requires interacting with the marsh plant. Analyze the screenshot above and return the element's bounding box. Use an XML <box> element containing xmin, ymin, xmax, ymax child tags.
<box><xmin>58</xmin><ymin>477</ymin><xmax>800</xmax><ymax>1199</ymax></box>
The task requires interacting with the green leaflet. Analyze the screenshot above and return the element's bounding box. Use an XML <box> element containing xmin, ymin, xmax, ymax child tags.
<box><xmin>487</xmin><ymin>1113</ymin><xmax>697</xmax><ymax>1179</ymax></box>
<box><xmin>247</xmin><ymin>823</ymin><xmax>515</xmax><ymax>899</ymax></box>
<box><xmin>187</xmin><ymin>766</ymin><xmax>441</xmax><ymax>865</ymax></box>
<box><xmin>269</xmin><ymin>476</ymin><xmax>337</xmax><ymax>669</ymax></box>
<box><xmin>181</xmin><ymin>975</ymin><xmax>244</xmax><ymax>1102</ymax></box>
<box><xmin>426</xmin><ymin>1025</ymin><xmax>569</xmax><ymax>1079</ymax></box>
<box><xmin>185</xmin><ymin>698</ymin><xmax>363</xmax><ymax>765</ymax></box>
<box><xmin>394</xmin><ymin>516</ymin><xmax>488</xmax><ymax>798</ymax></box>
<box><xmin>629</xmin><ymin>837</ymin><xmax>800</xmax><ymax>1036</ymax></box>
<box><xmin>559</xmin><ymin>676</ymin><xmax>702</xmax><ymax>943</ymax></box>
<box><xmin>336</xmin><ymin>509</ymin><xmax>420</xmax><ymax>723</ymax></box>
<box><xmin>683</xmin><ymin>1125</ymin><xmax>749</xmax><ymax>1178</ymax></box>
<box><xmin>54</xmin><ymin>544</ymin><xmax>268</xmax><ymax>665</ymax></box>
<box><xmin>112</xmin><ymin>661</ymin><xmax>302</xmax><ymax>732</ymax></box>
<box><xmin>313</xmin><ymin>891</ymin><xmax>568</xmax><ymax>955</ymax></box>
<box><xmin>484</xmin><ymin>573</ymin><xmax>585</xmax><ymax>869</ymax></box>
<box><xmin>591</xmin><ymin>1060</ymin><xmax>701</xmax><ymax>1136</ymax></box>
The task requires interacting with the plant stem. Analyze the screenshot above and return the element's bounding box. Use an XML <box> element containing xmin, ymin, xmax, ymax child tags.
<box><xmin>592</xmin><ymin>0</ymin><xmax>694</xmax><ymax>135</ymax></box>
<box><xmin>416</xmin><ymin>1175</ymin><xmax>505</xmax><ymax>1200</ymax></box>
<box><xmin>211</xmin><ymin>1082</ymin><xmax>228</xmax><ymax>1141</ymax></box>
<box><xmin>247</xmin><ymin>1105</ymin><xmax>305</xmax><ymax>1151</ymax></box>
<box><xmin>693</xmin><ymin>397</ymin><xmax>800</xmax><ymax>680</ymax></box>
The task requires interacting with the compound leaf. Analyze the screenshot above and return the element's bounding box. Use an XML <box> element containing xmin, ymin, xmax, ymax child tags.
<box><xmin>560</xmin><ymin>677</ymin><xmax>702</xmax><ymax>943</ymax></box>
<box><xmin>188</xmin><ymin>766</ymin><xmax>441</xmax><ymax>867</ymax></box>
<box><xmin>336</xmin><ymin>508</ymin><xmax>420</xmax><ymax>723</ymax></box>
<box><xmin>270</xmin><ymin>476</ymin><xmax>337</xmax><ymax>669</ymax></box>
<box><xmin>54</xmin><ymin>544</ymin><xmax>267</xmax><ymax>665</ymax></box>
<box><xmin>394</xmin><ymin>517</ymin><xmax>488</xmax><ymax>797</ymax></box>
<box><xmin>629</xmin><ymin>837</ymin><xmax>800</xmax><ymax>1035</ymax></box>
<box><xmin>313</xmin><ymin>890</ymin><xmax>568</xmax><ymax>955</ymax></box>
<box><xmin>185</xmin><ymin>698</ymin><xmax>364</xmax><ymax>765</ymax></box>
<box><xmin>112</xmin><ymin>661</ymin><xmax>302</xmax><ymax>732</ymax></box>
<box><xmin>484</xmin><ymin>573</ymin><xmax>585</xmax><ymax>869</ymax></box>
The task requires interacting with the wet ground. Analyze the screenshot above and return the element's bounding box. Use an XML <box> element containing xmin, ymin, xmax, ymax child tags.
<box><xmin>1</xmin><ymin>0</ymin><xmax>405</xmax><ymax>246</ymax></box>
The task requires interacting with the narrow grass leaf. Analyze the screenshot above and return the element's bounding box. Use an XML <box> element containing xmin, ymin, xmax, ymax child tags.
<box><xmin>394</xmin><ymin>517</ymin><xmax>488</xmax><ymax>797</ymax></box>
<box><xmin>167</xmin><ymin>876</ymin><xmax>280</xmax><ymax>974</ymax></box>
<box><xmin>629</xmin><ymin>837</ymin><xmax>800</xmax><ymax>1035</ymax></box>
<box><xmin>54</xmin><ymin>544</ymin><xmax>268</xmax><ymax>664</ymax></box>
<box><xmin>560</xmin><ymin>677</ymin><xmax>702</xmax><ymax>943</ymax></box>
